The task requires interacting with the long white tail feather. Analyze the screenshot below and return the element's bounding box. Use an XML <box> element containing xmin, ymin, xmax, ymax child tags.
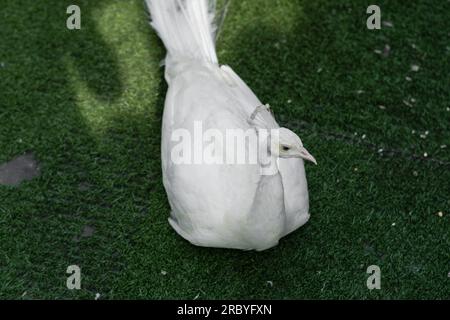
<box><xmin>145</xmin><ymin>0</ymin><xmax>218</xmax><ymax>66</ymax></box>
<box><xmin>213</xmin><ymin>0</ymin><xmax>230</xmax><ymax>41</ymax></box>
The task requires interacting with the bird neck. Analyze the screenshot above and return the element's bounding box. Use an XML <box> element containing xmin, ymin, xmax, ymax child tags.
<box><xmin>257</xmin><ymin>132</ymin><xmax>279</xmax><ymax>176</ymax></box>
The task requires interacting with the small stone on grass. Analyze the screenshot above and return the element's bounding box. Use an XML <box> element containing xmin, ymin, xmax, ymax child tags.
<box><xmin>411</xmin><ymin>65</ymin><xmax>420</xmax><ymax>72</ymax></box>
<box><xmin>383</xmin><ymin>44</ymin><xmax>391</xmax><ymax>57</ymax></box>
<box><xmin>81</xmin><ymin>225</ymin><xmax>95</xmax><ymax>237</ymax></box>
<box><xmin>0</xmin><ymin>152</ymin><xmax>40</xmax><ymax>186</ymax></box>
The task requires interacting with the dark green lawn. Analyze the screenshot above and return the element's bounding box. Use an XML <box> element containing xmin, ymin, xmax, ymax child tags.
<box><xmin>0</xmin><ymin>0</ymin><xmax>449</xmax><ymax>299</ymax></box>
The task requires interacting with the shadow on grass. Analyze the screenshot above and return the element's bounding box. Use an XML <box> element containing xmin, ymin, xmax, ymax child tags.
<box><xmin>0</xmin><ymin>0</ymin><xmax>126</xmax><ymax>298</ymax></box>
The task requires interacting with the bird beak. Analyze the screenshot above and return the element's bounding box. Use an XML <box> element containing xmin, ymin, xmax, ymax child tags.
<box><xmin>299</xmin><ymin>146</ymin><xmax>317</xmax><ymax>165</ymax></box>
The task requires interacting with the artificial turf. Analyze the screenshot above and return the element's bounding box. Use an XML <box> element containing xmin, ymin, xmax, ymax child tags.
<box><xmin>0</xmin><ymin>0</ymin><xmax>449</xmax><ymax>299</ymax></box>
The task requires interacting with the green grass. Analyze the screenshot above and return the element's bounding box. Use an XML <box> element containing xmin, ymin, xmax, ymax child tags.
<box><xmin>0</xmin><ymin>0</ymin><xmax>449</xmax><ymax>299</ymax></box>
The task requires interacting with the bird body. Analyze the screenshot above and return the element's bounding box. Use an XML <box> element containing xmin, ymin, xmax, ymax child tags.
<box><xmin>146</xmin><ymin>0</ymin><xmax>315</xmax><ymax>250</ymax></box>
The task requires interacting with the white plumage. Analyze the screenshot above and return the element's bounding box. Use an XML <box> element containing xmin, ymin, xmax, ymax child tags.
<box><xmin>146</xmin><ymin>0</ymin><xmax>316</xmax><ymax>251</ymax></box>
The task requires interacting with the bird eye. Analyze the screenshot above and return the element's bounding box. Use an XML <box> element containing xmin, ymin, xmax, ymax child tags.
<box><xmin>282</xmin><ymin>146</ymin><xmax>290</xmax><ymax>151</ymax></box>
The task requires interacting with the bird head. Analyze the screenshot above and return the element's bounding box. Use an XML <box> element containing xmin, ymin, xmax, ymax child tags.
<box><xmin>271</xmin><ymin>127</ymin><xmax>317</xmax><ymax>164</ymax></box>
